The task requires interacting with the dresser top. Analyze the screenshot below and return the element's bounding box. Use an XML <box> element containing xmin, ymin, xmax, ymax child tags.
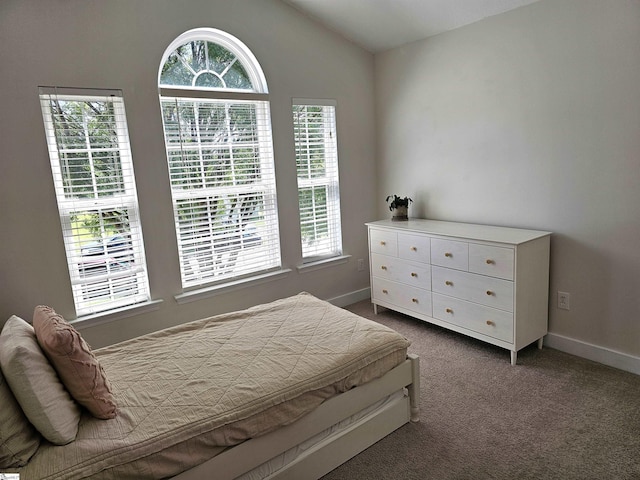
<box><xmin>366</xmin><ymin>219</ymin><xmax>551</xmax><ymax>245</ymax></box>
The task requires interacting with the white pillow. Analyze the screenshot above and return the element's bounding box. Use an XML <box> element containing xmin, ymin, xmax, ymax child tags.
<box><xmin>0</xmin><ymin>315</ymin><xmax>81</xmax><ymax>445</ymax></box>
<box><xmin>0</xmin><ymin>345</ymin><xmax>41</xmax><ymax>467</ymax></box>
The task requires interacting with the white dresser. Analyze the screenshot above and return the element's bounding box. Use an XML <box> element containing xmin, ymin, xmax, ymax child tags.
<box><xmin>367</xmin><ymin>219</ymin><xmax>551</xmax><ymax>365</ymax></box>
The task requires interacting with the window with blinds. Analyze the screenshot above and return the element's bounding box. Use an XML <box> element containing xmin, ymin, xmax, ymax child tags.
<box><xmin>39</xmin><ymin>88</ymin><xmax>150</xmax><ymax>316</ymax></box>
<box><xmin>292</xmin><ymin>100</ymin><xmax>343</xmax><ymax>262</ymax></box>
<box><xmin>158</xmin><ymin>29</ymin><xmax>281</xmax><ymax>289</ymax></box>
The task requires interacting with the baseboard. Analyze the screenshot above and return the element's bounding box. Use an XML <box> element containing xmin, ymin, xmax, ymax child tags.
<box><xmin>544</xmin><ymin>333</ymin><xmax>640</xmax><ymax>376</ymax></box>
<box><xmin>327</xmin><ymin>288</ymin><xmax>371</xmax><ymax>308</ymax></box>
<box><xmin>331</xmin><ymin>291</ymin><xmax>640</xmax><ymax>377</ymax></box>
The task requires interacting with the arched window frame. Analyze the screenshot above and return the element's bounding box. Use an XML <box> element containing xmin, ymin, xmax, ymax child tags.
<box><xmin>158</xmin><ymin>28</ymin><xmax>282</xmax><ymax>292</ymax></box>
<box><xmin>158</xmin><ymin>28</ymin><xmax>268</xmax><ymax>94</ymax></box>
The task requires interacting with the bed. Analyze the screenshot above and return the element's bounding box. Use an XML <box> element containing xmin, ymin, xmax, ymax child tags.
<box><xmin>0</xmin><ymin>292</ymin><xmax>420</xmax><ymax>479</ymax></box>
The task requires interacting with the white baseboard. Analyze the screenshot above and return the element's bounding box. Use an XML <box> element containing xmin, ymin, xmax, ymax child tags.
<box><xmin>327</xmin><ymin>288</ymin><xmax>371</xmax><ymax>308</ymax></box>
<box><xmin>544</xmin><ymin>332</ymin><xmax>640</xmax><ymax>376</ymax></box>
<box><xmin>330</xmin><ymin>291</ymin><xmax>640</xmax><ymax>377</ymax></box>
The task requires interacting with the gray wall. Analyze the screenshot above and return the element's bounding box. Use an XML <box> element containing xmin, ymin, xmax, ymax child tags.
<box><xmin>375</xmin><ymin>0</ymin><xmax>640</xmax><ymax>357</ymax></box>
<box><xmin>0</xmin><ymin>0</ymin><xmax>376</xmax><ymax>347</ymax></box>
<box><xmin>2</xmin><ymin>0</ymin><xmax>638</xmax><ymax>363</ymax></box>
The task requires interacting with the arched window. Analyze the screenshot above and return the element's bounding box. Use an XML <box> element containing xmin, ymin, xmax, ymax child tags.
<box><xmin>158</xmin><ymin>28</ymin><xmax>281</xmax><ymax>289</ymax></box>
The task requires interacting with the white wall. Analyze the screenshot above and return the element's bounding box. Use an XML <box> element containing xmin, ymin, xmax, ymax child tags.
<box><xmin>0</xmin><ymin>0</ymin><xmax>376</xmax><ymax>347</ymax></box>
<box><xmin>375</xmin><ymin>0</ymin><xmax>640</xmax><ymax>359</ymax></box>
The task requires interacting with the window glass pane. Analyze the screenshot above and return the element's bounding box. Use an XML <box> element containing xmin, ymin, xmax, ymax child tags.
<box><xmin>51</xmin><ymin>99</ymin><xmax>126</xmax><ymax>200</ymax></box>
<box><xmin>175</xmin><ymin>192</ymin><xmax>275</xmax><ymax>285</ymax></box>
<box><xmin>51</xmin><ymin>100</ymin><xmax>87</xmax><ymax>149</ymax></box>
<box><xmin>160</xmin><ymin>40</ymin><xmax>253</xmax><ymax>91</ymax></box>
<box><xmin>194</xmin><ymin>72</ymin><xmax>224</xmax><ymax>89</ymax></box>
<box><xmin>299</xmin><ymin>186</ymin><xmax>328</xmax><ymax>246</ymax></box>
<box><xmin>92</xmin><ymin>151</ymin><xmax>125</xmax><ymax>196</ymax></box>
<box><xmin>74</xmin><ymin>210</ymin><xmax>133</xmax><ymax>277</ymax></box>
<box><xmin>187</xmin><ymin>40</ymin><xmax>207</xmax><ymax>72</ymax></box>
<box><xmin>206</xmin><ymin>41</ymin><xmax>235</xmax><ymax>75</ymax></box>
<box><xmin>161</xmin><ymin>100</ymin><xmax>264</xmax><ymax>191</ymax></box>
<box><xmin>59</xmin><ymin>152</ymin><xmax>94</xmax><ymax>197</ymax></box>
<box><xmin>223</xmin><ymin>62</ymin><xmax>252</xmax><ymax>90</ymax></box>
<box><xmin>86</xmin><ymin>101</ymin><xmax>119</xmax><ymax>149</ymax></box>
<box><xmin>160</xmin><ymin>50</ymin><xmax>195</xmax><ymax>87</ymax></box>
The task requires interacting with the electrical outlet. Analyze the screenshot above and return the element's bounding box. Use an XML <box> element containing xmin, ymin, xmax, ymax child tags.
<box><xmin>357</xmin><ymin>258</ymin><xmax>365</xmax><ymax>271</ymax></box>
<box><xmin>558</xmin><ymin>291</ymin><xmax>570</xmax><ymax>310</ymax></box>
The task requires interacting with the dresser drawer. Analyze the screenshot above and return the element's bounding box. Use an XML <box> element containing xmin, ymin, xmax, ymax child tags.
<box><xmin>398</xmin><ymin>233</ymin><xmax>430</xmax><ymax>263</ymax></box>
<box><xmin>370</xmin><ymin>229</ymin><xmax>398</xmax><ymax>256</ymax></box>
<box><xmin>469</xmin><ymin>244</ymin><xmax>514</xmax><ymax>280</ymax></box>
<box><xmin>431</xmin><ymin>266</ymin><xmax>514</xmax><ymax>312</ymax></box>
<box><xmin>430</xmin><ymin>238</ymin><xmax>469</xmax><ymax>271</ymax></box>
<box><xmin>432</xmin><ymin>294</ymin><xmax>513</xmax><ymax>343</ymax></box>
<box><xmin>371</xmin><ymin>253</ymin><xmax>431</xmax><ymax>289</ymax></box>
<box><xmin>372</xmin><ymin>277</ymin><xmax>432</xmax><ymax>316</ymax></box>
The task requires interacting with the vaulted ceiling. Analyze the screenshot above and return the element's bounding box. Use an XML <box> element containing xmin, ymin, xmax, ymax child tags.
<box><xmin>282</xmin><ymin>0</ymin><xmax>542</xmax><ymax>53</ymax></box>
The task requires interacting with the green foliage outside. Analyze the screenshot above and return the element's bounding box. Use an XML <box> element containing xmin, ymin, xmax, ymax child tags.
<box><xmin>293</xmin><ymin>105</ymin><xmax>330</xmax><ymax>247</ymax></box>
<box><xmin>50</xmin><ymin>98</ymin><xmax>130</xmax><ymax>241</ymax></box>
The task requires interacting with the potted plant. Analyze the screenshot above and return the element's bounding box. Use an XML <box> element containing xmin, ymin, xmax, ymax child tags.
<box><xmin>386</xmin><ymin>195</ymin><xmax>412</xmax><ymax>221</ymax></box>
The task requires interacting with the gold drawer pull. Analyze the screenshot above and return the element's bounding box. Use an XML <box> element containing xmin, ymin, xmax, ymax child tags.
<box><xmin>486</xmin><ymin>320</ymin><xmax>495</xmax><ymax>326</ymax></box>
<box><xmin>445</xmin><ymin>280</ymin><xmax>453</xmax><ymax>286</ymax></box>
<box><xmin>486</xmin><ymin>290</ymin><xmax>494</xmax><ymax>296</ymax></box>
<box><xmin>412</xmin><ymin>298</ymin><xmax>418</xmax><ymax>303</ymax></box>
<box><xmin>382</xmin><ymin>289</ymin><xmax>388</xmax><ymax>294</ymax></box>
<box><xmin>380</xmin><ymin>241</ymin><xmax>386</xmax><ymax>246</ymax></box>
<box><xmin>410</xmin><ymin>246</ymin><xmax>417</xmax><ymax>251</ymax></box>
<box><xmin>411</xmin><ymin>272</ymin><xmax>418</xmax><ymax>277</ymax></box>
<box><xmin>445</xmin><ymin>308</ymin><xmax>453</xmax><ymax>314</ymax></box>
<box><xmin>381</xmin><ymin>265</ymin><xmax>387</xmax><ymax>270</ymax></box>
<box><xmin>445</xmin><ymin>252</ymin><xmax>453</xmax><ymax>258</ymax></box>
<box><xmin>486</xmin><ymin>259</ymin><xmax>495</xmax><ymax>265</ymax></box>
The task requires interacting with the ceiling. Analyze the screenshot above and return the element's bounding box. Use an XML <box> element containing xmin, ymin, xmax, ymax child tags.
<box><xmin>282</xmin><ymin>0</ymin><xmax>541</xmax><ymax>53</ymax></box>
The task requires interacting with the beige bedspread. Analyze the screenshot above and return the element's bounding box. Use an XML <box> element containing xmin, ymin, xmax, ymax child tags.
<box><xmin>14</xmin><ymin>292</ymin><xmax>410</xmax><ymax>479</ymax></box>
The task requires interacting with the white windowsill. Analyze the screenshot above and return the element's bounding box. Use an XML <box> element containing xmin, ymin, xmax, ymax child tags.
<box><xmin>296</xmin><ymin>255</ymin><xmax>351</xmax><ymax>274</ymax></box>
<box><xmin>71</xmin><ymin>299</ymin><xmax>164</xmax><ymax>329</ymax></box>
<box><xmin>174</xmin><ymin>268</ymin><xmax>292</xmax><ymax>305</ymax></box>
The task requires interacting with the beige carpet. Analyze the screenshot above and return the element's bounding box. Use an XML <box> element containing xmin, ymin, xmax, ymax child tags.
<box><xmin>321</xmin><ymin>301</ymin><xmax>640</xmax><ymax>480</ymax></box>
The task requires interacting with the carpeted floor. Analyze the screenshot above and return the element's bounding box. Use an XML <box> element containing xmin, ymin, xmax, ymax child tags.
<box><xmin>321</xmin><ymin>301</ymin><xmax>640</xmax><ymax>480</ymax></box>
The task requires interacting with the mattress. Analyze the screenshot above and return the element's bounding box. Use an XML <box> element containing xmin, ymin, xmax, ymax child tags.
<box><xmin>14</xmin><ymin>292</ymin><xmax>410</xmax><ymax>480</ymax></box>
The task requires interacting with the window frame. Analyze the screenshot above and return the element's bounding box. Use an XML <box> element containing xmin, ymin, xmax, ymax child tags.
<box><xmin>292</xmin><ymin>98</ymin><xmax>343</xmax><ymax>264</ymax></box>
<box><xmin>39</xmin><ymin>87</ymin><xmax>151</xmax><ymax>317</ymax></box>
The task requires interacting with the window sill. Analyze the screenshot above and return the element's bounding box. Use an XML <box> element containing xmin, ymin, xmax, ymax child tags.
<box><xmin>174</xmin><ymin>268</ymin><xmax>293</xmax><ymax>305</ymax></box>
<box><xmin>296</xmin><ymin>255</ymin><xmax>351</xmax><ymax>274</ymax></box>
<box><xmin>70</xmin><ymin>299</ymin><xmax>164</xmax><ymax>329</ymax></box>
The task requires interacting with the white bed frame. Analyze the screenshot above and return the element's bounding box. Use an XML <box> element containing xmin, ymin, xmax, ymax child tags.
<box><xmin>172</xmin><ymin>354</ymin><xmax>420</xmax><ymax>480</ymax></box>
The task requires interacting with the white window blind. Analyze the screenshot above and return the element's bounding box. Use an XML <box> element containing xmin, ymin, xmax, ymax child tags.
<box><xmin>159</xmin><ymin>29</ymin><xmax>281</xmax><ymax>289</ymax></box>
<box><xmin>39</xmin><ymin>88</ymin><xmax>150</xmax><ymax>316</ymax></box>
<box><xmin>293</xmin><ymin>100</ymin><xmax>343</xmax><ymax>261</ymax></box>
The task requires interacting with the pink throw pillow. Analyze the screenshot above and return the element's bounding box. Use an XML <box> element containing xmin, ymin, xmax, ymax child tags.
<box><xmin>33</xmin><ymin>306</ymin><xmax>117</xmax><ymax>419</ymax></box>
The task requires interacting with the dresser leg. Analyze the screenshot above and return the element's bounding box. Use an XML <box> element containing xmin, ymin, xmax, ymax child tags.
<box><xmin>510</xmin><ymin>350</ymin><xmax>517</xmax><ymax>366</ymax></box>
<box><xmin>373</xmin><ymin>303</ymin><xmax>378</xmax><ymax>315</ymax></box>
<box><xmin>537</xmin><ymin>337</ymin><xmax>544</xmax><ymax>350</ymax></box>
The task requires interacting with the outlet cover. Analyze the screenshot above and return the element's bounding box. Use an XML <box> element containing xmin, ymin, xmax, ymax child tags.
<box><xmin>558</xmin><ymin>291</ymin><xmax>570</xmax><ymax>310</ymax></box>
